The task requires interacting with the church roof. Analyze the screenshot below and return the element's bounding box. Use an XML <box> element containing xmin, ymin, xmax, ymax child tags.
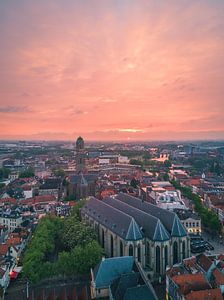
<box><xmin>124</xmin><ymin>285</ymin><xmax>157</xmax><ymax>300</ymax></box>
<box><xmin>93</xmin><ymin>256</ymin><xmax>135</xmax><ymax>289</ymax></box>
<box><xmin>80</xmin><ymin>173</ymin><xmax>88</xmax><ymax>186</ymax></box>
<box><xmin>81</xmin><ymin>197</ymin><xmax>143</xmax><ymax>241</ymax></box>
<box><xmin>70</xmin><ymin>174</ymin><xmax>97</xmax><ymax>184</ymax></box>
<box><xmin>126</xmin><ymin>218</ymin><xmax>143</xmax><ymax>241</ymax></box>
<box><xmin>171</xmin><ymin>214</ymin><xmax>188</xmax><ymax>237</ymax></box>
<box><xmin>104</xmin><ymin>196</ymin><xmax>170</xmax><ymax>241</ymax></box>
<box><xmin>153</xmin><ymin>220</ymin><xmax>170</xmax><ymax>241</ymax></box>
<box><xmin>116</xmin><ymin>193</ymin><xmax>187</xmax><ymax>237</ymax></box>
<box><xmin>110</xmin><ymin>272</ymin><xmax>140</xmax><ymax>300</ymax></box>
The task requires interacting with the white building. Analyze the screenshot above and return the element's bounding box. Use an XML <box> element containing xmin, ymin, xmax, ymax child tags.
<box><xmin>0</xmin><ymin>213</ymin><xmax>23</xmax><ymax>232</ymax></box>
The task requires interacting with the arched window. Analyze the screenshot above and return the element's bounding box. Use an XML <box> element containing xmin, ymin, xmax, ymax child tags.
<box><xmin>120</xmin><ymin>240</ymin><xmax>123</xmax><ymax>256</ymax></box>
<box><xmin>102</xmin><ymin>229</ymin><xmax>105</xmax><ymax>248</ymax></box>
<box><xmin>156</xmin><ymin>246</ymin><xmax>160</xmax><ymax>274</ymax></box>
<box><xmin>137</xmin><ymin>244</ymin><xmax>141</xmax><ymax>262</ymax></box>
<box><xmin>173</xmin><ymin>241</ymin><xmax>178</xmax><ymax>264</ymax></box>
<box><xmin>145</xmin><ymin>242</ymin><xmax>150</xmax><ymax>267</ymax></box>
<box><xmin>129</xmin><ymin>244</ymin><xmax>134</xmax><ymax>256</ymax></box>
<box><xmin>164</xmin><ymin>245</ymin><xmax>168</xmax><ymax>269</ymax></box>
<box><xmin>182</xmin><ymin>241</ymin><xmax>186</xmax><ymax>259</ymax></box>
<box><xmin>110</xmin><ymin>235</ymin><xmax>114</xmax><ymax>257</ymax></box>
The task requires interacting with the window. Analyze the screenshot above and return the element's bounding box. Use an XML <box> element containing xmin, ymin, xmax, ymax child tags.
<box><xmin>110</xmin><ymin>235</ymin><xmax>114</xmax><ymax>257</ymax></box>
<box><xmin>173</xmin><ymin>241</ymin><xmax>178</xmax><ymax>264</ymax></box>
<box><xmin>189</xmin><ymin>222</ymin><xmax>191</xmax><ymax>227</ymax></box>
<box><xmin>186</xmin><ymin>222</ymin><xmax>188</xmax><ymax>227</ymax></box>
<box><xmin>120</xmin><ymin>240</ymin><xmax>123</xmax><ymax>256</ymax></box>
<box><xmin>196</xmin><ymin>222</ymin><xmax>199</xmax><ymax>227</ymax></box>
<box><xmin>192</xmin><ymin>222</ymin><xmax>195</xmax><ymax>227</ymax></box>
<box><xmin>145</xmin><ymin>242</ymin><xmax>150</xmax><ymax>267</ymax></box>
<box><xmin>165</xmin><ymin>245</ymin><xmax>168</xmax><ymax>269</ymax></box>
<box><xmin>129</xmin><ymin>244</ymin><xmax>134</xmax><ymax>256</ymax></box>
<box><xmin>156</xmin><ymin>246</ymin><xmax>160</xmax><ymax>274</ymax></box>
<box><xmin>101</xmin><ymin>229</ymin><xmax>105</xmax><ymax>248</ymax></box>
<box><xmin>182</xmin><ymin>241</ymin><xmax>186</xmax><ymax>259</ymax></box>
<box><xmin>137</xmin><ymin>244</ymin><xmax>141</xmax><ymax>263</ymax></box>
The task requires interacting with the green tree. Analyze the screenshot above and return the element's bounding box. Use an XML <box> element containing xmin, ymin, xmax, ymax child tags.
<box><xmin>164</xmin><ymin>160</ymin><xmax>172</xmax><ymax>168</ymax></box>
<box><xmin>0</xmin><ymin>167</ymin><xmax>10</xmax><ymax>180</ymax></box>
<box><xmin>70</xmin><ymin>199</ymin><xmax>86</xmax><ymax>220</ymax></box>
<box><xmin>129</xmin><ymin>159</ymin><xmax>143</xmax><ymax>166</ymax></box>
<box><xmin>19</xmin><ymin>168</ymin><xmax>35</xmax><ymax>178</ymax></box>
<box><xmin>62</xmin><ymin>218</ymin><xmax>97</xmax><ymax>250</ymax></box>
<box><xmin>53</xmin><ymin>169</ymin><xmax>65</xmax><ymax>177</ymax></box>
<box><xmin>130</xmin><ymin>178</ymin><xmax>139</xmax><ymax>189</ymax></box>
<box><xmin>71</xmin><ymin>241</ymin><xmax>103</xmax><ymax>275</ymax></box>
<box><xmin>171</xmin><ymin>180</ymin><xmax>222</xmax><ymax>233</ymax></box>
<box><xmin>163</xmin><ymin>173</ymin><xmax>169</xmax><ymax>181</ymax></box>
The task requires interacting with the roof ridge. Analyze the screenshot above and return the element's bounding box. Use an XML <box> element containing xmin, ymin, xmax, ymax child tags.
<box><xmin>171</xmin><ymin>214</ymin><xmax>187</xmax><ymax>237</ymax></box>
<box><xmin>88</xmin><ymin>197</ymin><xmax>135</xmax><ymax>221</ymax></box>
<box><xmin>126</xmin><ymin>217</ymin><xmax>143</xmax><ymax>241</ymax></box>
<box><xmin>153</xmin><ymin>219</ymin><xmax>170</xmax><ymax>241</ymax></box>
<box><xmin>118</xmin><ymin>192</ymin><xmax>176</xmax><ymax>216</ymax></box>
<box><xmin>107</xmin><ymin>196</ymin><xmax>160</xmax><ymax>223</ymax></box>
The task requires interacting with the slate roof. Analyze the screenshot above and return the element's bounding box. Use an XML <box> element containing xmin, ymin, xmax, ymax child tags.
<box><xmin>104</xmin><ymin>196</ymin><xmax>170</xmax><ymax>241</ymax></box>
<box><xmin>70</xmin><ymin>174</ymin><xmax>97</xmax><ymax>184</ymax></box>
<box><xmin>126</xmin><ymin>218</ymin><xmax>143</xmax><ymax>241</ymax></box>
<box><xmin>116</xmin><ymin>193</ymin><xmax>187</xmax><ymax>237</ymax></box>
<box><xmin>81</xmin><ymin>198</ymin><xmax>143</xmax><ymax>241</ymax></box>
<box><xmin>93</xmin><ymin>256</ymin><xmax>135</xmax><ymax>289</ymax></box>
<box><xmin>171</xmin><ymin>215</ymin><xmax>188</xmax><ymax>237</ymax></box>
<box><xmin>39</xmin><ymin>178</ymin><xmax>61</xmax><ymax>190</ymax></box>
<box><xmin>110</xmin><ymin>272</ymin><xmax>140</xmax><ymax>300</ymax></box>
<box><xmin>123</xmin><ymin>285</ymin><xmax>157</xmax><ymax>300</ymax></box>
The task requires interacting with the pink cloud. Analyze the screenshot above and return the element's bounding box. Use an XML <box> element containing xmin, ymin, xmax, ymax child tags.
<box><xmin>0</xmin><ymin>0</ymin><xmax>224</xmax><ymax>140</ymax></box>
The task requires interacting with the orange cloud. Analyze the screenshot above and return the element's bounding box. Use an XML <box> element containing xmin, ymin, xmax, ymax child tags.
<box><xmin>0</xmin><ymin>0</ymin><xmax>224</xmax><ymax>140</ymax></box>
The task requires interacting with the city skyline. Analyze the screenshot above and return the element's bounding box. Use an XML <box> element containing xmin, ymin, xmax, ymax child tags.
<box><xmin>1</xmin><ymin>0</ymin><xmax>224</xmax><ymax>141</ymax></box>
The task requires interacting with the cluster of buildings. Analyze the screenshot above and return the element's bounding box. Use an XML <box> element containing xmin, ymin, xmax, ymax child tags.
<box><xmin>0</xmin><ymin>138</ymin><xmax>224</xmax><ymax>299</ymax></box>
<box><xmin>81</xmin><ymin>193</ymin><xmax>190</xmax><ymax>282</ymax></box>
<box><xmin>166</xmin><ymin>253</ymin><xmax>224</xmax><ymax>299</ymax></box>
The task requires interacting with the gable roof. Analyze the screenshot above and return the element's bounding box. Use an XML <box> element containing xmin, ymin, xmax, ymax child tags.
<box><xmin>81</xmin><ymin>198</ymin><xmax>143</xmax><ymax>241</ymax></box>
<box><xmin>172</xmin><ymin>273</ymin><xmax>210</xmax><ymax>295</ymax></box>
<box><xmin>110</xmin><ymin>272</ymin><xmax>140</xmax><ymax>299</ymax></box>
<box><xmin>116</xmin><ymin>193</ymin><xmax>187</xmax><ymax>237</ymax></box>
<box><xmin>153</xmin><ymin>220</ymin><xmax>170</xmax><ymax>241</ymax></box>
<box><xmin>126</xmin><ymin>218</ymin><xmax>143</xmax><ymax>241</ymax></box>
<box><xmin>93</xmin><ymin>256</ymin><xmax>135</xmax><ymax>289</ymax></box>
<box><xmin>197</xmin><ymin>254</ymin><xmax>213</xmax><ymax>272</ymax></box>
<box><xmin>212</xmin><ymin>268</ymin><xmax>224</xmax><ymax>285</ymax></box>
<box><xmin>124</xmin><ymin>285</ymin><xmax>157</xmax><ymax>300</ymax></box>
<box><xmin>171</xmin><ymin>215</ymin><xmax>188</xmax><ymax>237</ymax></box>
<box><xmin>104</xmin><ymin>196</ymin><xmax>170</xmax><ymax>241</ymax></box>
<box><xmin>0</xmin><ymin>244</ymin><xmax>8</xmax><ymax>256</ymax></box>
<box><xmin>70</xmin><ymin>174</ymin><xmax>97</xmax><ymax>184</ymax></box>
<box><xmin>185</xmin><ymin>288</ymin><xmax>222</xmax><ymax>300</ymax></box>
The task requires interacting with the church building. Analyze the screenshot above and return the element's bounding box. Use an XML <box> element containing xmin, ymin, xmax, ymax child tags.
<box><xmin>81</xmin><ymin>193</ymin><xmax>190</xmax><ymax>281</ymax></box>
<box><xmin>67</xmin><ymin>136</ymin><xmax>97</xmax><ymax>200</ymax></box>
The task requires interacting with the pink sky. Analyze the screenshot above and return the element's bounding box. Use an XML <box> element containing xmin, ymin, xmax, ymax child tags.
<box><xmin>0</xmin><ymin>0</ymin><xmax>224</xmax><ymax>141</ymax></box>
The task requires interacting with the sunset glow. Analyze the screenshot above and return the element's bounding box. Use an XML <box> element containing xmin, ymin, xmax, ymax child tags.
<box><xmin>0</xmin><ymin>0</ymin><xmax>224</xmax><ymax>141</ymax></box>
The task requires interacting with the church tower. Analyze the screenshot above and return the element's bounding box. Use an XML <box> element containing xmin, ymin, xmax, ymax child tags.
<box><xmin>75</xmin><ymin>136</ymin><xmax>85</xmax><ymax>173</ymax></box>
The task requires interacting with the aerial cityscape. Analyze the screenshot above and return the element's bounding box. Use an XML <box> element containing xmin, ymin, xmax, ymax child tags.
<box><xmin>1</xmin><ymin>0</ymin><xmax>224</xmax><ymax>300</ymax></box>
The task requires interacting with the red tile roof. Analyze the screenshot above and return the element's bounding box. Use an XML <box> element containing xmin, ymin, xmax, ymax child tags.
<box><xmin>21</xmin><ymin>195</ymin><xmax>56</xmax><ymax>205</ymax></box>
<box><xmin>7</xmin><ymin>237</ymin><xmax>21</xmax><ymax>247</ymax></box>
<box><xmin>0</xmin><ymin>244</ymin><xmax>8</xmax><ymax>256</ymax></box>
<box><xmin>0</xmin><ymin>198</ymin><xmax>17</xmax><ymax>204</ymax></box>
<box><xmin>185</xmin><ymin>288</ymin><xmax>222</xmax><ymax>300</ymax></box>
<box><xmin>172</xmin><ymin>273</ymin><xmax>210</xmax><ymax>295</ymax></box>
<box><xmin>197</xmin><ymin>254</ymin><xmax>213</xmax><ymax>272</ymax></box>
<box><xmin>213</xmin><ymin>268</ymin><xmax>224</xmax><ymax>285</ymax></box>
